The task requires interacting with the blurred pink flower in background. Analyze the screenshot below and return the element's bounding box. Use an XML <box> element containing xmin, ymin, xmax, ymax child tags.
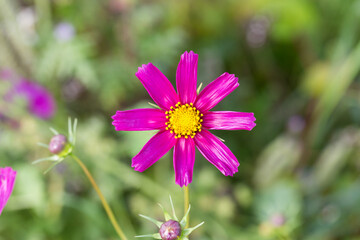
<box><xmin>1</xmin><ymin>69</ymin><xmax>56</xmax><ymax>119</ymax></box>
<box><xmin>112</xmin><ymin>51</ymin><xmax>256</xmax><ymax>187</ymax></box>
<box><xmin>0</xmin><ymin>167</ymin><xmax>17</xmax><ymax>215</ymax></box>
<box><xmin>11</xmin><ymin>80</ymin><xmax>56</xmax><ymax>119</ymax></box>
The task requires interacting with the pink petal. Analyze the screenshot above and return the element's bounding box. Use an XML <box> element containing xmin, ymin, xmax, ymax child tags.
<box><xmin>202</xmin><ymin>111</ymin><xmax>256</xmax><ymax>131</ymax></box>
<box><xmin>0</xmin><ymin>167</ymin><xmax>17</xmax><ymax>215</ymax></box>
<box><xmin>135</xmin><ymin>63</ymin><xmax>179</xmax><ymax>110</ymax></box>
<box><xmin>195</xmin><ymin>73</ymin><xmax>239</xmax><ymax>112</ymax></box>
<box><xmin>194</xmin><ymin>130</ymin><xmax>239</xmax><ymax>176</ymax></box>
<box><xmin>112</xmin><ymin>108</ymin><xmax>166</xmax><ymax>131</ymax></box>
<box><xmin>173</xmin><ymin>137</ymin><xmax>195</xmax><ymax>187</ymax></box>
<box><xmin>132</xmin><ymin>130</ymin><xmax>176</xmax><ymax>172</ymax></box>
<box><xmin>176</xmin><ymin>51</ymin><xmax>198</xmax><ymax>104</ymax></box>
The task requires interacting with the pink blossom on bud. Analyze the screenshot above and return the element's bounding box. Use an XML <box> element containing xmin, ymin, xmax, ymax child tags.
<box><xmin>49</xmin><ymin>134</ymin><xmax>68</xmax><ymax>154</ymax></box>
<box><xmin>159</xmin><ymin>220</ymin><xmax>181</xmax><ymax>240</ymax></box>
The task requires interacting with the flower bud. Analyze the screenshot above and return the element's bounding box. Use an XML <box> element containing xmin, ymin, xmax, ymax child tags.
<box><xmin>159</xmin><ymin>220</ymin><xmax>181</xmax><ymax>240</ymax></box>
<box><xmin>49</xmin><ymin>134</ymin><xmax>68</xmax><ymax>154</ymax></box>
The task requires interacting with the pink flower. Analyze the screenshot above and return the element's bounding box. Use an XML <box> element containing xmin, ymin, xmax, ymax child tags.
<box><xmin>112</xmin><ymin>51</ymin><xmax>256</xmax><ymax>187</ymax></box>
<box><xmin>1</xmin><ymin>69</ymin><xmax>56</xmax><ymax>119</ymax></box>
<box><xmin>0</xmin><ymin>167</ymin><xmax>17</xmax><ymax>215</ymax></box>
<box><xmin>6</xmin><ymin>79</ymin><xmax>56</xmax><ymax>119</ymax></box>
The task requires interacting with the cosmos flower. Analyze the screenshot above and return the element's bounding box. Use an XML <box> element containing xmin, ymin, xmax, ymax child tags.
<box><xmin>6</xmin><ymin>79</ymin><xmax>56</xmax><ymax>119</ymax></box>
<box><xmin>112</xmin><ymin>51</ymin><xmax>256</xmax><ymax>187</ymax></box>
<box><xmin>14</xmin><ymin>80</ymin><xmax>56</xmax><ymax>119</ymax></box>
<box><xmin>0</xmin><ymin>167</ymin><xmax>17</xmax><ymax>215</ymax></box>
<box><xmin>1</xmin><ymin>69</ymin><xmax>56</xmax><ymax>119</ymax></box>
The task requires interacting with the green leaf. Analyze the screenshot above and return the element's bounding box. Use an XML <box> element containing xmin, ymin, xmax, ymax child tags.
<box><xmin>158</xmin><ymin>203</ymin><xmax>172</xmax><ymax>221</ymax></box>
<box><xmin>169</xmin><ymin>195</ymin><xmax>178</xmax><ymax>221</ymax></box>
<box><xmin>135</xmin><ymin>233</ymin><xmax>161</xmax><ymax>239</ymax></box>
<box><xmin>183</xmin><ymin>222</ymin><xmax>205</xmax><ymax>237</ymax></box>
<box><xmin>139</xmin><ymin>214</ymin><xmax>163</xmax><ymax>228</ymax></box>
<box><xmin>180</xmin><ymin>204</ymin><xmax>191</xmax><ymax>228</ymax></box>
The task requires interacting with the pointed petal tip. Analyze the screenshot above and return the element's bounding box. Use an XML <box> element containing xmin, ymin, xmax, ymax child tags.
<box><xmin>175</xmin><ymin>178</ymin><xmax>191</xmax><ymax>188</ymax></box>
<box><xmin>111</xmin><ymin>110</ymin><xmax>125</xmax><ymax>120</ymax></box>
<box><xmin>226</xmin><ymin>165</ymin><xmax>239</xmax><ymax>176</ymax></box>
<box><xmin>131</xmin><ymin>161</ymin><xmax>140</xmax><ymax>171</ymax></box>
<box><xmin>136</xmin><ymin>62</ymin><xmax>152</xmax><ymax>71</ymax></box>
<box><xmin>222</xmin><ymin>72</ymin><xmax>238</xmax><ymax>80</ymax></box>
<box><xmin>181</xmin><ymin>50</ymin><xmax>198</xmax><ymax>58</ymax></box>
<box><xmin>219</xmin><ymin>163</ymin><xmax>239</xmax><ymax>176</ymax></box>
<box><xmin>131</xmin><ymin>162</ymin><xmax>145</xmax><ymax>172</ymax></box>
<box><xmin>0</xmin><ymin>167</ymin><xmax>17</xmax><ymax>175</ymax></box>
<box><xmin>249</xmin><ymin>114</ymin><xmax>257</xmax><ymax>130</ymax></box>
<box><xmin>135</xmin><ymin>63</ymin><xmax>152</xmax><ymax>78</ymax></box>
<box><xmin>249</xmin><ymin>122</ymin><xmax>256</xmax><ymax>131</ymax></box>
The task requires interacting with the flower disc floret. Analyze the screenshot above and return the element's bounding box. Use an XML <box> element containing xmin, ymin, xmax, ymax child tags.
<box><xmin>165</xmin><ymin>102</ymin><xmax>203</xmax><ymax>139</ymax></box>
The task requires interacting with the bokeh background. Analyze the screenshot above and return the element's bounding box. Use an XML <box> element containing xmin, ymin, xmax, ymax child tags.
<box><xmin>1</xmin><ymin>0</ymin><xmax>360</xmax><ymax>239</ymax></box>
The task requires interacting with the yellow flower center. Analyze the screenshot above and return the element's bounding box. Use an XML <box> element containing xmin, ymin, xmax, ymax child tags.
<box><xmin>165</xmin><ymin>102</ymin><xmax>203</xmax><ymax>139</ymax></box>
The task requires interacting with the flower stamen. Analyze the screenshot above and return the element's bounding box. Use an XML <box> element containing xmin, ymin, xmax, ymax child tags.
<box><xmin>165</xmin><ymin>102</ymin><xmax>203</xmax><ymax>139</ymax></box>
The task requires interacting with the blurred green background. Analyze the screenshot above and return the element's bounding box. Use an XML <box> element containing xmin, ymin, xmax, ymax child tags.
<box><xmin>1</xmin><ymin>0</ymin><xmax>360</xmax><ymax>239</ymax></box>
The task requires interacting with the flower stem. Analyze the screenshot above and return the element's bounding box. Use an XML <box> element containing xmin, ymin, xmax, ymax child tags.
<box><xmin>71</xmin><ymin>154</ymin><xmax>128</xmax><ymax>240</ymax></box>
<box><xmin>184</xmin><ymin>186</ymin><xmax>190</xmax><ymax>228</ymax></box>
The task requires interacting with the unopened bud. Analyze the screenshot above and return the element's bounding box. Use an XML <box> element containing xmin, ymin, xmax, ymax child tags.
<box><xmin>159</xmin><ymin>220</ymin><xmax>181</xmax><ymax>240</ymax></box>
<box><xmin>49</xmin><ymin>134</ymin><xmax>68</xmax><ymax>154</ymax></box>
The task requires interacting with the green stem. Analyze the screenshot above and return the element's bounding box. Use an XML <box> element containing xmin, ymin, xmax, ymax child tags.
<box><xmin>184</xmin><ymin>186</ymin><xmax>190</xmax><ymax>228</ymax></box>
<box><xmin>71</xmin><ymin>154</ymin><xmax>128</xmax><ymax>240</ymax></box>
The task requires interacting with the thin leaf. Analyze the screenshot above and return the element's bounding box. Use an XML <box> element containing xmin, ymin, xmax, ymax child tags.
<box><xmin>169</xmin><ymin>195</ymin><xmax>178</xmax><ymax>221</ymax></box>
<box><xmin>180</xmin><ymin>204</ymin><xmax>191</xmax><ymax>227</ymax></box>
<box><xmin>139</xmin><ymin>214</ymin><xmax>163</xmax><ymax>228</ymax></box>
<box><xmin>197</xmin><ymin>82</ymin><xmax>203</xmax><ymax>94</ymax></box>
<box><xmin>43</xmin><ymin>159</ymin><xmax>64</xmax><ymax>174</ymax></box>
<box><xmin>148</xmin><ymin>102</ymin><xmax>161</xmax><ymax>109</ymax></box>
<box><xmin>32</xmin><ymin>156</ymin><xmax>59</xmax><ymax>164</ymax></box>
<box><xmin>37</xmin><ymin>142</ymin><xmax>49</xmax><ymax>148</ymax></box>
<box><xmin>158</xmin><ymin>203</ymin><xmax>172</xmax><ymax>221</ymax></box>
<box><xmin>49</xmin><ymin>127</ymin><xmax>59</xmax><ymax>135</ymax></box>
<box><xmin>183</xmin><ymin>221</ymin><xmax>204</xmax><ymax>236</ymax></box>
<box><xmin>135</xmin><ymin>233</ymin><xmax>161</xmax><ymax>239</ymax></box>
<box><xmin>68</xmin><ymin>117</ymin><xmax>72</xmax><ymax>142</ymax></box>
<box><xmin>72</xmin><ymin>118</ymin><xmax>78</xmax><ymax>144</ymax></box>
